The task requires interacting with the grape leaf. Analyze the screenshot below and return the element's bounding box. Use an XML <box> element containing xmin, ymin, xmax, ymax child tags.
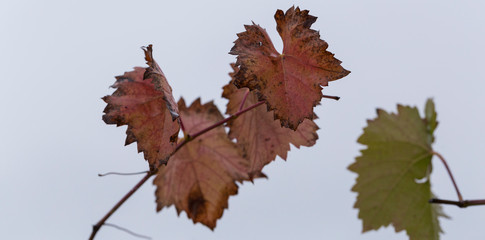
<box><xmin>229</xmin><ymin>6</ymin><xmax>350</xmax><ymax>130</ymax></box>
<box><xmin>102</xmin><ymin>45</ymin><xmax>180</xmax><ymax>168</ymax></box>
<box><xmin>348</xmin><ymin>99</ymin><xmax>447</xmax><ymax>240</ymax></box>
<box><xmin>154</xmin><ymin>98</ymin><xmax>249</xmax><ymax>229</ymax></box>
<box><xmin>222</xmin><ymin>63</ymin><xmax>318</xmax><ymax>177</ymax></box>
<box><xmin>143</xmin><ymin>45</ymin><xmax>180</xmax><ymax>120</ymax></box>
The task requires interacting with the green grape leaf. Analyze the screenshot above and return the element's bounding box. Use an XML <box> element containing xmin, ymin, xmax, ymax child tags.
<box><xmin>348</xmin><ymin>99</ymin><xmax>447</xmax><ymax>240</ymax></box>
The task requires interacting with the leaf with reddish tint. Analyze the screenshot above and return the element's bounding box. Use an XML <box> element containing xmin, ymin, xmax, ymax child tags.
<box><xmin>223</xmin><ymin>63</ymin><xmax>318</xmax><ymax>177</ymax></box>
<box><xmin>230</xmin><ymin>6</ymin><xmax>350</xmax><ymax>130</ymax></box>
<box><xmin>154</xmin><ymin>98</ymin><xmax>249</xmax><ymax>229</ymax></box>
<box><xmin>143</xmin><ymin>45</ymin><xmax>179</xmax><ymax>120</ymax></box>
<box><xmin>102</xmin><ymin>45</ymin><xmax>180</xmax><ymax>168</ymax></box>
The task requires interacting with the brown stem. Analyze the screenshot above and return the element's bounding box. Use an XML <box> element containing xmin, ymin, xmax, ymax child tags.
<box><xmin>90</xmin><ymin>100</ymin><xmax>265</xmax><ymax>239</ymax></box>
<box><xmin>179</xmin><ymin>100</ymin><xmax>265</xmax><ymax>150</ymax></box>
<box><xmin>432</xmin><ymin>151</ymin><xmax>463</xmax><ymax>201</ymax></box>
<box><xmin>429</xmin><ymin>198</ymin><xmax>485</xmax><ymax>208</ymax></box>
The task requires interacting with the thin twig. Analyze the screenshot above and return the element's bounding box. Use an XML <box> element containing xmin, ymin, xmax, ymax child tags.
<box><xmin>98</xmin><ymin>171</ymin><xmax>150</xmax><ymax>177</ymax></box>
<box><xmin>429</xmin><ymin>198</ymin><xmax>485</xmax><ymax>208</ymax></box>
<box><xmin>432</xmin><ymin>151</ymin><xmax>463</xmax><ymax>201</ymax></box>
<box><xmin>90</xmin><ymin>100</ymin><xmax>266</xmax><ymax>239</ymax></box>
<box><xmin>104</xmin><ymin>223</ymin><xmax>152</xmax><ymax>239</ymax></box>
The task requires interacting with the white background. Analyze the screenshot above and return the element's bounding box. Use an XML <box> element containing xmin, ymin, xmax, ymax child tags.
<box><xmin>1</xmin><ymin>0</ymin><xmax>485</xmax><ymax>239</ymax></box>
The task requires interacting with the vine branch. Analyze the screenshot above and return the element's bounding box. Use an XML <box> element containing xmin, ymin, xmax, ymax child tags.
<box><xmin>181</xmin><ymin>100</ymin><xmax>265</xmax><ymax>145</ymax></box>
<box><xmin>89</xmin><ymin>171</ymin><xmax>155</xmax><ymax>240</ymax></box>
<box><xmin>89</xmin><ymin>100</ymin><xmax>266</xmax><ymax>240</ymax></box>
<box><xmin>429</xmin><ymin>198</ymin><xmax>485</xmax><ymax>208</ymax></box>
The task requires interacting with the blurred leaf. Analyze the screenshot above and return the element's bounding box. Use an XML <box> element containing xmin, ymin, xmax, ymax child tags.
<box><xmin>348</xmin><ymin>100</ymin><xmax>447</xmax><ymax>240</ymax></box>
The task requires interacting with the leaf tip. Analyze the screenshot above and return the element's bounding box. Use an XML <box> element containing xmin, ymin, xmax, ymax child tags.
<box><xmin>248</xmin><ymin>171</ymin><xmax>268</xmax><ymax>182</ymax></box>
<box><xmin>142</xmin><ymin>44</ymin><xmax>154</xmax><ymax>63</ymax></box>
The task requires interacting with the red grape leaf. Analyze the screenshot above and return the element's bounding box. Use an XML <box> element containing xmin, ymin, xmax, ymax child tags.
<box><xmin>154</xmin><ymin>98</ymin><xmax>249</xmax><ymax>230</ymax></box>
<box><xmin>143</xmin><ymin>45</ymin><xmax>179</xmax><ymax>120</ymax></box>
<box><xmin>102</xmin><ymin>45</ymin><xmax>180</xmax><ymax>168</ymax></box>
<box><xmin>223</xmin><ymin>63</ymin><xmax>318</xmax><ymax>177</ymax></box>
<box><xmin>229</xmin><ymin>6</ymin><xmax>350</xmax><ymax>130</ymax></box>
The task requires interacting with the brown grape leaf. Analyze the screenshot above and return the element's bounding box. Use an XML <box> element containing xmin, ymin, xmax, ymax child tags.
<box><xmin>229</xmin><ymin>6</ymin><xmax>350</xmax><ymax>130</ymax></box>
<box><xmin>154</xmin><ymin>98</ymin><xmax>249</xmax><ymax>230</ymax></box>
<box><xmin>223</xmin><ymin>63</ymin><xmax>318</xmax><ymax>177</ymax></box>
<box><xmin>102</xmin><ymin>45</ymin><xmax>180</xmax><ymax>168</ymax></box>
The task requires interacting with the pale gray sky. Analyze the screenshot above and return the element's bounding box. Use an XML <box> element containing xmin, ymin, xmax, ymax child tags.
<box><xmin>1</xmin><ymin>0</ymin><xmax>485</xmax><ymax>239</ymax></box>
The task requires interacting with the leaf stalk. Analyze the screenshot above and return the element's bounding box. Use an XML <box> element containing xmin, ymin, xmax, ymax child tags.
<box><xmin>432</xmin><ymin>151</ymin><xmax>463</xmax><ymax>201</ymax></box>
<box><xmin>322</xmin><ymin>94</ymin><xmax>340</xmax><ymax>101</ymax></box>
